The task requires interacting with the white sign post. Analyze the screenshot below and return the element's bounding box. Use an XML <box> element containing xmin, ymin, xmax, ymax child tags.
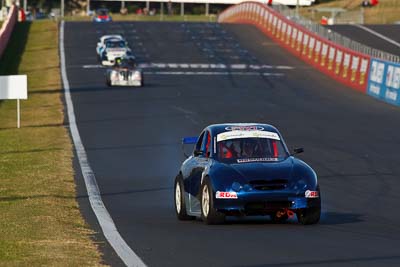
<box><xmin>0</xmin><ymin>75</ymin><xmax>28</xmax><ymax>128</ymax></box>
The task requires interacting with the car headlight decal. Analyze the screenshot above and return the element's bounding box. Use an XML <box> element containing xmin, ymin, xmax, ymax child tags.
<box><xmin>216</xmin><ymin>191</ymin><xmax>238</xmax><ymax>199</ymax></box>
<box><xmin>111</xmin><ymin>71</ymin><xmax>118</xmax><ymax>80</ymax></box>
<box><xmin>305</xmin><ymin>190</ymin><xmax>319</xmax><ymax>198</ymax></box>
<box><xmin>132</xmin><ymin>71</ymin><xmax>141</xmax><ymax>80</ymax></box>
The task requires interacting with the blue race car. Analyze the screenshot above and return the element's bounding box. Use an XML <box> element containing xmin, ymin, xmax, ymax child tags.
<box><xmin>174</xmin><ymin>123</ymin><xmax>321</xmax><ymax>225</ymax></box>
<box><xmin>93</xmin><ymin>8</ymin><xmax>112</xmax><ymax>22</ymax></box>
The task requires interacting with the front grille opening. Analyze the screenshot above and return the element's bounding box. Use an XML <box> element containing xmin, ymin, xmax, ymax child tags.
<box><xmin>249</xmin><ymin>179</ymin><xmax>288</xmax><ymax>191</ymax></box>
<box><xmin>245</xmin><ymin>201</ymin><xmax>292</xmax><ymax>213</ymax></box>
<box><xmin>119</xmin><ymin>71</ymin><xmax>128</xmax><ymax>80</ymax></box>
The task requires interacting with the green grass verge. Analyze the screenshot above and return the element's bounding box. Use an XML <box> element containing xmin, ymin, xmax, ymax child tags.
<box><xmin>301</xmin><ymin>0</ymin><xmax>400</xmax><ymax>24</ymax></box>
<box><xmin>0</xmin><ymin>21</ymin><xmax>105</xmax><ymax>266</ymax></box>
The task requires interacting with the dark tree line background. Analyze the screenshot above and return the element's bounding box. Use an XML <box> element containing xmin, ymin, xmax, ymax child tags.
<box><xmin>22</xmin><ymin>0</ymin><xmax>229</xmax><ymax>15</ymax></box>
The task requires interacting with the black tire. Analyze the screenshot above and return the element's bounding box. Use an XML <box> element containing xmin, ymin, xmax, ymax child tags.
<box><xmin>200</xmin><ymin>178</ymin><xmax>225</xmax><ymax>225</ymax></box>
<box><xmin>297</xmin><ymin>206</ymin><xmax>321</xmax><ymax>225</ymax></box>
<box><xmin>174</xmin><ymin>174</ymin><xmax>195</xmax><ymax>221</ymax></box>
<box><xmin>140</xmin><ymin>75</ymin><xmax>144</xmax><ymax>87</ymax></box>
<box><xmin>297</xmin><ymin>187</ymin><xmax>321</xmax><ymax>225</ymax></box>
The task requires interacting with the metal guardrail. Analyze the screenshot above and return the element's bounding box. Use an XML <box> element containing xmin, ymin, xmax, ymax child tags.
<box><xmin>272</xmin><ymin>5</ymin><xmax>400</xmax><ymax>63</ymax></box>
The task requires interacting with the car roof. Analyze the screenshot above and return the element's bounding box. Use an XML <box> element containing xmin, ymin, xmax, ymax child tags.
<box><xmin>101</xmin><ymin>35</ymin><xmax>123</xmax><ymax>42</ymax></box>
<box><xmin>106</xmin><ymin>38</ymin><xmax>125</xmax><ymax>43</ymax></box>
<box><xmin>206</xmin><ymin>123</ymin><xmax>280</xmax><ymax>137</ymax></box>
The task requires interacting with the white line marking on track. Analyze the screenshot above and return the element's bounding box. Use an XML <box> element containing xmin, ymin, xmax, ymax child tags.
<box><xmin>82</xmin><ymin>63</ymin><xmax>294</xmax><ymax>70</ymax></box>
<box><xmin>354</xmin><ymin>24</ymin><xmax>400</xmax><ymax>48</ymax></box>
<box><xmin>143</xmin><ymin>71</ymin><xmax>285</xmax><ymax>76</ymax></box>
<box><xmin>60</xmin><ymin>21</ymin><xmax>146</xmax><ymax>267</ymax></box>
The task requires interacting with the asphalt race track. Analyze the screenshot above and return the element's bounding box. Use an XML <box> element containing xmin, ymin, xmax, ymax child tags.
<box><xmin>326</xmin><ymin>25</ymin><xmax>400</xmax><ymax>56</ymax></box>
<box><xmin>64</xmin><ymin>21</ymin><xmax>400</xmax><ymax>267</ymax></box>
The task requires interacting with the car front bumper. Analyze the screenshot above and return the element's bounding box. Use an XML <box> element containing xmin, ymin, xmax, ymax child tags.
<box><xmin>110</xmin><ymin>79</ymin><xmax>141</xmax><ymax>86</ymax></box>
<box><xmin>214</xmin><ymin>191</ymin><xmax>320</xmax><ymax>215</ymax></box>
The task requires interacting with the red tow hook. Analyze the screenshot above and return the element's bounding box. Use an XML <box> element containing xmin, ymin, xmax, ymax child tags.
<box><xmin>286</xmin><ymin>209</ymin><xmax>295</xmax><ymax>218</ymax></box>
<box><xmin>276</xmin><ymin>209</ymin><xmax>295</xmax><ymax>218</ymax></box>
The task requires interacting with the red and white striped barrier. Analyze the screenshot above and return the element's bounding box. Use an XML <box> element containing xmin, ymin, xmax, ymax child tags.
<box><xmin>0</xmin><ymin>5</ymin><xmax>18</xmax><ymax>60</ymax></box>
<box><xmin>218</xmin><ymin>2</ymin><xmax>370</xmax><ymax>92</ymax></box>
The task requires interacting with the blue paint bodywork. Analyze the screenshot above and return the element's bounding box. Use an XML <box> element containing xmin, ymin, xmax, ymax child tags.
<box><xmin>178</xmin><ymin>123</ymin><xmax>320</xmax><ymax>216</ymax></box>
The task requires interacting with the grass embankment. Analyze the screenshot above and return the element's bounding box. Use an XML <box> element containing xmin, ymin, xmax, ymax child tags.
<box><xmin>0</xmin><ymin>21</ymin><xmax>104</xmax><ymax>266</ymax></box>
<box><xmin>65</xmin><ymin>13</ymin><xmax>217</xmax><ymax>22</ymax></box>
<box><xmin>302</xmin><ymin>0</ymin><xmax>400</xmax><ymax>24</ymax></box>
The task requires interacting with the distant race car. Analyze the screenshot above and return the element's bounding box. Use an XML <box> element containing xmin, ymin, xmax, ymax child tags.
<box><xmin>96</xmin><ymin>34</ymin><xmax>124</xmax><ymax>55</ymax></box>
<box><xmin>105</xmin><ymin>58</ymin><xmax>143</xmax><ymax>87</ymax></box>
<box><xmin>174</xmin><ymin>123</ymin><xmax>321</xmax><ymax>225</ymax></box>
<box><xmin>96</xmin><ymin>35</ymin><xmax>125</xmax><ymax>58</ymax></box>
<box><xmin>97</xmin><ymin>37</ymin><xmax>135</xmax><ymax>66</ymax></box>
<box><xmin>93</xmin><ymin>8</ymin><xmax>112</xmax><ymax>22</ymax></box>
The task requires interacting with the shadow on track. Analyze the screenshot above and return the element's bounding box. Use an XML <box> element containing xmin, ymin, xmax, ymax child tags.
<box><xmin>184</xmin><ymin>211</ymin><xmax>364</xmax><ymax>226</ymax></box>
<box><xmin>320</xmin><ymin>211</ymin><xmax>364</xmax><ymax>225</ymax></box>
<box><xmin>234</xmin><ymin>254</ymin><xmax>400</xmax><ymax>267</ymax></box>
<box><xmin>76</xmin><ymin>187</ymin><xmax>172</xmax><ymax>199</ymax></box>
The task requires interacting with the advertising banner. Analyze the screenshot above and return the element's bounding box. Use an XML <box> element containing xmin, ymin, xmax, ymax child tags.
<box><xmin>368</xmin><ymin>59</ymin><xmax>400</xmax><ymax>106</ymax></box>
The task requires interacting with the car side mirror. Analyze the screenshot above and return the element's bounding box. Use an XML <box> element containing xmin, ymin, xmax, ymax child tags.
<box><xmin>293</xmin><ymin>148</ymin><xmax>304</xmax><ymax>154</ymax></box>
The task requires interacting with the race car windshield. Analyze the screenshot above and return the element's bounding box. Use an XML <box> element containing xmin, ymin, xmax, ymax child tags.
<box><xmin>216</xmin><ymin>135</ymin><xmax>288</xmax><ymax>163</ymax></box>
<box><xmin>97</xmin><ymin>10</ymin><xmax>108</xmax><ymax>16</ymax></box>
<box><xmin>106</xmin><ymin>41</ymin><xmax>125</xmax><ymax>48</ymax></box>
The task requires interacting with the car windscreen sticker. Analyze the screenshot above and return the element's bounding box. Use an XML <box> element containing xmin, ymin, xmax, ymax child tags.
<box><xmin>216</xmin><ymin>191</ymin><xmax>238</xmax><ymax>199</ymax></box>
<box><xmin>237</xmin><ymin>158</ymin><xmax>279</xmax><ymax>163</ymax></box>
<box><xmin>225</xmin><ymin>125</ymin><xmax>264</xmax><ymax>131</ymax></box>
<box><xmin>217</xmin><ymin>130</ymin><xmax>280</xmax><ymax>142</ymax></box>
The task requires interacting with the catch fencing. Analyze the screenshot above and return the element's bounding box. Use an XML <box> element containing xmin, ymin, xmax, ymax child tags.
<box><xmin>218</xmin><ymin>2</ymin><xmax>370</xmax><ymax>92</ymax></box>
<box><xmin>270</xmin><ymin>4</ymin><xmax>399</xmax><ymax>63</ymax></box>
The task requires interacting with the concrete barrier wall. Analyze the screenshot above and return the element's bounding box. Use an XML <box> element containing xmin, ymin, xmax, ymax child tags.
<box><xmin>0</xmin><ymin>5</ymin><xmax>18</xmax><ymax>59</ymax></box>
<box><xmin>218</xmin><ymin>2</ymin><xmax>370</xmax><ymax>93</ymax></box>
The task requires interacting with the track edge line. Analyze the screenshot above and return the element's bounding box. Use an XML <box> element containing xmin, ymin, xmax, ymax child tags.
<box><xmin>59</xmin><ymin>20</ymin><xmax>147</xmax><ymax>267</ymax></box>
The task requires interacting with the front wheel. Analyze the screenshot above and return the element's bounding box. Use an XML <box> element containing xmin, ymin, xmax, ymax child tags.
<box><xmin>297</xmin><ymin>206</ymin><xmax>321</xmax><ymax>225</ymax></box>
<box><xmin>140</xmin><ymin>76</ymin><xmax>144</xmax><ymax>87</ymax></box>
<box><xmin>200</xmin><ymin>178</ymin><xmax>225</xmax><ymax>225</ymax></box>
<box><xmin>297</xmin><ymin>187</ymin><xmax>321</xmax><ymax>225</ymax></box>
<box><xmin>174</xmin><ymin>175</ymin><xmax>194</xmax><ymax>221</ymax></box>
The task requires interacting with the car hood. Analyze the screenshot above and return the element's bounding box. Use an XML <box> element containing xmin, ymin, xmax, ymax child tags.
<box><xmin>229</xmin><ymin>159</ymin><xmax>294</xmax><ymax>182</ymax></box>
<box><xmin>211</xmin><ymin>156</ymin><xmax>316</xmax><ymax>186</ymax></box>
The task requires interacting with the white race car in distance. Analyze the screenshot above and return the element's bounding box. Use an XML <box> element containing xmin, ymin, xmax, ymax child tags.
<box><xmin>106</xmin><ymin>58</ymin><xmax>143</xmax><ymax>87</ymax></box>
<box><xmin>96</xmin><ymin>35</ymin><xmax>124</xmax><ymax>55</ymax></box>
<box><xmin>97</xmin><ymin>36</ymin><xmax>135</xmax><ymax>66</ymax></box>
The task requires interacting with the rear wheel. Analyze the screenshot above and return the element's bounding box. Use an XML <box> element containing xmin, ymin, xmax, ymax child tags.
<box><xmin>174</xmin><ymin>174</ymin><xmax>194</xmax><ymax>221</ymax></box>
<box><xmin>200</xmin><ymin>178</ymin><xmax>225</xmax><ymax>224</ymax></box>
